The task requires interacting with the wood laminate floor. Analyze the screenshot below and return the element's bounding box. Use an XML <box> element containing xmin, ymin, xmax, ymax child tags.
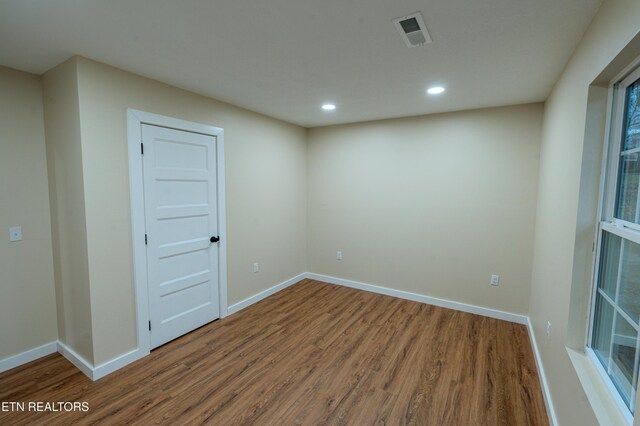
<box><xmin>0</xmin><ymin>279</ymin><xmax>548</xmax><ymax>425</ymax></box>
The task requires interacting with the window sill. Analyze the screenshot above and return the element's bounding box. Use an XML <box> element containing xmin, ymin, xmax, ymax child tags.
<box><xmin>567</xmin><ymin>347</ymin><xmax>631</xmax><ymax>425</ymax></box>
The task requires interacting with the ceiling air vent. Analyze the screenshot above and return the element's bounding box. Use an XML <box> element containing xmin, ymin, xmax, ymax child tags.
<box><xmin>393</xmin><ymin>12</ymin><xmax>432</xmax><ymax>48</ymax></box>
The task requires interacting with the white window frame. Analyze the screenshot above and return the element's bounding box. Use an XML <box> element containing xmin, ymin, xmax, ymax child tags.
<box><xmin>588</xmin><ymin>61</ymin><xmax>640</xmax><ymax>424</ymax></box>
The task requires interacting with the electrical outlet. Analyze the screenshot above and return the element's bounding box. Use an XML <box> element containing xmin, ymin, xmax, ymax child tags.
<box><xmin>253</xmin><ymin>262</ymin><xmax>260</xmax><ymax>273</ymax></box>
<box><xmin>9</xmin><ymin>226</ymin><xmax>22</xmax><ymax>242</ymax></box>
<box><xmin>546</xmin><ymin>321</ymin><xmax>552</xmax><ymax>338</ymax></box>
<box><xmin>490</xmin><ymin>274</ymin><xmax>500</xmax><ymax>286</ymax></box>
<box><xmin>336</xmin><ymin>251</ymin><xmax>343</xmax><ymax>261</ymax></box>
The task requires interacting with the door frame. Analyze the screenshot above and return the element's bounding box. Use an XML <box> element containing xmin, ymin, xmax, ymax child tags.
<box><xmin>127</xmin><ymin>109</ymin><xmax>228</xmax><ymax>355</ymax></box>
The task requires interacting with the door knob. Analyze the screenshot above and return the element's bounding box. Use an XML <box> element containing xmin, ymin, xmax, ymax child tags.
<box><xmin>210</xmin><ymin>236</ymin><xmax>220</xmax><ymax>243</ymax></box>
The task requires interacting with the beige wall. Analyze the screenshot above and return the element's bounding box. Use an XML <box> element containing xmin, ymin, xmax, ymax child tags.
<box><xmin>42</xmin><ymin>58</ymin><xmax>94</xmax><ymax>363</ymax></box>
<box><xmin>0</xmin><ymin>66</ymin><xmax>58</xmax><ymax>359</ymax></box>
<box><xmin>529</xmin><ymin>0</ymin><xmax>640</xmax><ymax>424</ymax></box>
<box><xmin>73</xmin><ymin>57</ymin><xmax>308</xmax><ymax>365</ymax></box>
<box><xmin>308</xmin><ymin>104</ymin><xmax>542</xmax><ymax>315</ymax></box>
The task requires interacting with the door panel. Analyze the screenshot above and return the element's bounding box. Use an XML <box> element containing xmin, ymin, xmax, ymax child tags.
<box><xmin>142</xmin><ymin>124</ymin><xmax>219</xmax><ymax>349</ymax></box>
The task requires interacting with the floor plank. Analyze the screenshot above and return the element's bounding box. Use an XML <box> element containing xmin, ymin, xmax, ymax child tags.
<box><xmin>0</xmin><ymin>279</ymin><xmax>549</xmax><ymax>425</ymax></box>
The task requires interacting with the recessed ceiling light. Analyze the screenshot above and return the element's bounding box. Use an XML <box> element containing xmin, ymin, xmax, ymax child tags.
<box><xmin>322</xmin><ymin>104</ymin><xmax>336</xmax><ymax>111</ymax></box>
<box><xmin>427</xmin><ymin>86</ymin><xmax>445</xmax><ymax>95</ymax></box>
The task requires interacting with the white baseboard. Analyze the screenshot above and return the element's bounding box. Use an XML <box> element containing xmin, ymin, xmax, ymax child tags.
<box><xmin>93</xmin><ymin>348</ymin><xmax>146</xmax><ymax>380</ymax></box>
<box><xmin>3</xmin><ymin>270</ymin><xmax>548</xmax><ymax>406</ymax></box>
<box><xmin>57</xmin><ymin>342</ymin><xmax>146</xmax><ymax>381</ymax></box>
<box><xmin>0</xmin><ymin>273</ymin><xmax>308</xmax><ymax>380</ymax></box>
<box><xmin>305</xmin><ymin>272</ymin><xmax>528</xmax><ymax>325</ymax></box>
<box><xmin>526</xmin><ymin>318</ymin><xmax>558</xmax><ymax>426</ymax></box>
<box><xmin>228</xmin><ymin>272</ymin><xmax>307</xmax><ymax>315</ymax></box>
<box><xmin>306</xmin><ymin>272</ymin><xmax>557</xmax><ymax>422</ymax></box>
<box><xmin>87</xmin><ymin>272</ymin><xmax>307</xmax><ymax>378</ymax></box>
<box><xmin>56</xmin><ymin>341</ymin><xmax>94</xmax><ymax>379</ymax></box>
<box><xmin>0</xmin><ymin>341</ymin><xmax>57</xmax><ymax>374</ymax></box>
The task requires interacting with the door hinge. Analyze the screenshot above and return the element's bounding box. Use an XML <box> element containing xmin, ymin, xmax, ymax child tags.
<box><xmin>149</xmin><ymin>321</ymin><xmax>151</xmax><ymax>331</ymax></box>
<box><xmin>141</xmin><ymin>143</ymin><xmax>144</xmax><ymax>155</ymax></box>
<box><xmin>145</xmin><ymin>234</ymin><xmax>148</xmax><ymax>245</ymax></box>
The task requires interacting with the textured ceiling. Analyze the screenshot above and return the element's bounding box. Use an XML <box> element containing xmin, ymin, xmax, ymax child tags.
<box><xmin>0</xmin><ymin>0</ymin><xmax>602</xmax><ymax>127</ymax></box>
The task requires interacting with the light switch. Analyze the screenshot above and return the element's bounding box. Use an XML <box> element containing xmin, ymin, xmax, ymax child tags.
<box><xmin>9</xmin><ymin>226</ymin><xmax>22</xmax><ymax>242</ymax></box>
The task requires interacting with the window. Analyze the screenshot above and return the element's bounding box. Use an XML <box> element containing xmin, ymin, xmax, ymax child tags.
<box><xmin>589</xmin><ymin>64</ymin><xmax>640</xmax><ymax>421</ymax></box>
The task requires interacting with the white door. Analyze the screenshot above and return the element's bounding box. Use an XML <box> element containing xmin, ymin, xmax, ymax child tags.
<box><xmin>142</xmin><ymin>124</ymin><xmax>220</xmax><ymax>349</ymax></box>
